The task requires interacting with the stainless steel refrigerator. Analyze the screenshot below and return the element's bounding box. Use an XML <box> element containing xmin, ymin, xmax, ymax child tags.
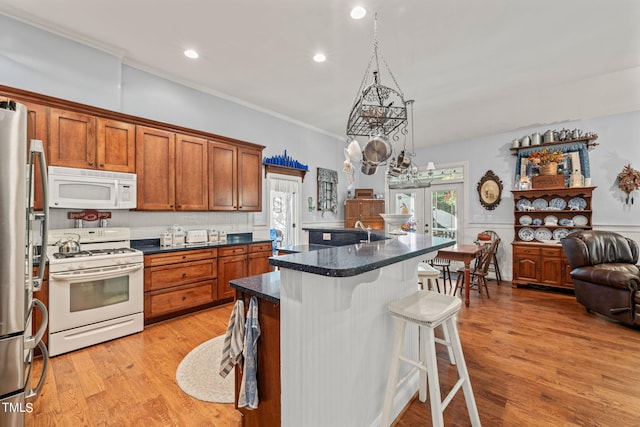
<box><xmin>0</xmin><ymin>100</ymin><xmax>49</xmax><ymax>426</ymax></box>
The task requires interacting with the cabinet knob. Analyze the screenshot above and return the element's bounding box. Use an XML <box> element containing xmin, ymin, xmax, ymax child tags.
<box><xmin>88</xmin><ymin>161</ymin><xmax>94</xmax><ymax>166</ymax></box>
<box><xmin>182</xmin><ymin>255</ymin><xmax>186</xmax><ymax>259</ymax></box>
<box><xmin>182</xmin><ymin>273</ymin><xmax>187</xmax><ymax>277</ymax></box>
<box><xmin>99</xmin><ymin>163</ymin><xmax>104</xmax><ymax>167</ymax></box>
<box><xmin>182</xmin><ymin>296</ymin><xmax>187</xmax><ymax>301</ymax></box>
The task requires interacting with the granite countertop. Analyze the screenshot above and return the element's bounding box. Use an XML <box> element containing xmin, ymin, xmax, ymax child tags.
<box><xmin>271</xmin><ymin>234</ymin><xmax>455</xmax><ymax>277</ymax></box>
<box><xmin>230</xmin><ymin>234</ymin><xmax>454</xmax><ymax>302</ymax></box>
<box><xmin>132</xmin><ymin>232</ymin><xmax>272</xmax><ymax>255</ymax></box>
<box><xmin>230</xmin><ymin>271</ymin><xmax>280</xmax><ymax>304</ymax></box>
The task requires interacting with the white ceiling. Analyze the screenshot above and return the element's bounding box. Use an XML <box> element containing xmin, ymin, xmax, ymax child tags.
<box><xmin>2</xmin><ymin>0</ymin><xmax>640</xmax><ymax>148</ymax></box>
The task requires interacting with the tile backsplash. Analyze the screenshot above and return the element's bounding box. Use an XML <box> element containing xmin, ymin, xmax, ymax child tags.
<box><xmin>48</xmin><ymin>209</ymin><xmax>262</xmax><ymax>239</ymax></box>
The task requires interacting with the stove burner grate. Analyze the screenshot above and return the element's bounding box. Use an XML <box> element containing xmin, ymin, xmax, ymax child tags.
<box><xmin>52</xmin><ymin>247</ymin><xmax>138</xmax><ymax>259</ymax></box>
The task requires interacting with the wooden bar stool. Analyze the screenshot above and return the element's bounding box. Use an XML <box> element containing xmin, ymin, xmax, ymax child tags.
<box><xmin>380</xmin><ymin>290</ymin><xmax>481</xmax><ymax>427</ymax></box>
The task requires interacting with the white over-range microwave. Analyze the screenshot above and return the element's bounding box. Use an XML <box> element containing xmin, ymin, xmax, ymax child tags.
<box><xmin>48</xmin><ymin>166</ymin><xmax>137</xmax><ymax>209</ymax></box>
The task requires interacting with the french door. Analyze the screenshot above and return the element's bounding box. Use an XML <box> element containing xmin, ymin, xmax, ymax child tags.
<box><xmin>268</xmin><ymin>175</ymin><xmax>301</xmax><ymax>248</ymax></box>
<box><xmin>389</xmin><ymin>183</ymin><xmax>464</xmax><ymax>242</ymax></box>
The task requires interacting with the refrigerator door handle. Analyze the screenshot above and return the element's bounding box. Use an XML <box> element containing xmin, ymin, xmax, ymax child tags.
<box><xmin>25</xmin><ymin>340</ymin><xmax>49</xmax><ymax>402</ymax></box>
<box><xmin>30</xmin><ymin>139</ymin><xmax>48</xmax><ymax>291</ymax></box>
<box><xmin>24</xmin><ymin>298</ymin><xmax>48</xmax><ymax>350</ymax></box>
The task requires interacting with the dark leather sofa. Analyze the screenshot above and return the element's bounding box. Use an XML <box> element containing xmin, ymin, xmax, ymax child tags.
<box><xmin>561</xmin><ymin>230</ymin><xmax>640</xmax><ymax>327</ymax></box>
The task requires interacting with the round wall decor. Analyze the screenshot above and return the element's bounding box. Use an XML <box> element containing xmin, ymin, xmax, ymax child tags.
<box><xmin>477</xmin><ymin>170</ymin><xmax>503</xmax><ymax>210</ymax></box>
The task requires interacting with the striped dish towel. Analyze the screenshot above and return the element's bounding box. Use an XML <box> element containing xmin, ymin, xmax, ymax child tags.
<box><xmin>219</xmin><ymin>299</ymin><xmax>245</xmax><ymax>378</ymax></box>
<box><xmin>238</xmin><ymin>296</ymin><xmax>260</xmax><ymax>409</ymax></box>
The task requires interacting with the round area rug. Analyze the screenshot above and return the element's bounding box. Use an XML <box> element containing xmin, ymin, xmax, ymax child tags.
<box><xmin>176</xmin><ymin>335</ymin><xmax>234</xmax><ymax>403</ymax></box>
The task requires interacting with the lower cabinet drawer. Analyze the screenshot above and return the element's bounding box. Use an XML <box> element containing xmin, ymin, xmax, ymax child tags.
<box><xmin>144</xmin><ymin>280</ymin><xmax>216</xmax><ymax>318</ymax></box>
<box><xmin>541</xmin><ymin>247</ymin><xmax>562</xmax><ymax>257</ymax></box>
<box><xmin>513</xmin><ymin>245</ymin><xmax>541</xmax><ymax>256</ymax></box>
<box><xmin>249</xmin><ymin>242</ymin><xmax>273</xmax><ymax>253</ymax></box>
<box><xmin>218</xmin><ymin>245</ymin><xmax>247</xmax><ymax>257</ymax></box>
<box><xmin>145</xmin><ymin>259</ymin><xmax>216</xmax><ymax>291</ymax></box>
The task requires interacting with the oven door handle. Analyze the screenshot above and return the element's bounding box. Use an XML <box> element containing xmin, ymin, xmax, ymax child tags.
<box><xmin>49</xmin><ymin>263</ymin><xmax>143</xmax><ymax>281</ymax></box>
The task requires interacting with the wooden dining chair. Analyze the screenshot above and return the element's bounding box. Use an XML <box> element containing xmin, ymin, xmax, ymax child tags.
<box><xmin>482</xmin><ymin>230</ymin><xmax>502</xmax><ymax>285</ymax></box>
<box><xmin>453</xmin><ymin>240</ymin><xmax>496</xmax><ymax>299</ymax></box>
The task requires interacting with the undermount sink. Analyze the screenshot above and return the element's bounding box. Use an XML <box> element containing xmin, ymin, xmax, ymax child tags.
<box><xmin>306</xmin><ymin>228</ymin><xmax>387</xmax><ymax>246</ymax></box>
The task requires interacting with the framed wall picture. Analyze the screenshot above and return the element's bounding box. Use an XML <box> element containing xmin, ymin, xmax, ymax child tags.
<box><xmin>477</xmin><ymin>170</ymin><xmax>503</xmax><ymax>210</ymax></box>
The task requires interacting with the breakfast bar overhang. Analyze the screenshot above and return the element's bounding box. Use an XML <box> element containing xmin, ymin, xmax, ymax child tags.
<box><xmin>270</xmin><ymin>233</ymin><xmax>454</xmax><ymax>427</ymax></box>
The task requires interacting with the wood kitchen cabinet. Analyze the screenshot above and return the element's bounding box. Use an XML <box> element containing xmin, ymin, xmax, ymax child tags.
<box><xmin>217</xmin><ymin>245</ymin><xmax>248</xmax><ymax>300</ymax></box>
<box><xmin>234</xmin><ymin>290</ymin><xmax>280</xmax><ymax>427</ymax></box>
<box><xmin>175</xmin><ymin>134</ymin><xmax>208</xmax><ymax>211</ymax></box>
<box><xmin>208</xmin><ymin>140</ymin><xmax>236</xmax><ymax>210</ymax></box>
<box><xmin>248</xmin><ymin>242</ymin><xmax>274</xmax><ymax>276</ymax></box>
<box><xmin>143</xmin><ymin>248</ymin><xmax>218</xmax><ymax>323</ymax></box>
<box><xmin>137</xmin><ymin>128</ymin><xmax>210</xmax><ymax>212</ymax></box>
<box><xmin>511</xmin><ymin>187</ymin><xmax>595</xmax><ymax>289</ymax></box>
<box><xmin>345</xmin><ymin>199</ymin><xmax>385</xmax><ymax>229</ymax></box>
<box><xmin>136</xmin><ymin>126</ymin><xmax>176</xmax><ymax>210</ymax></box>
<box><xmin>96</xmin><ymin>118</ymin><xmax>136</xmax><ymax>172</ymax></box>
<box><xmin>208</xmin><ymin>140</ymin><xmax>263</xmax><ymax>211</ymax></box>
<box><xmin>238</xmin><ymin>146</ymin><xmax>262</xmax><ymax>211</ymax></box>
<box><xmin>21</xmin><ymin>101</ymin><xmax>48</xmax><ymax>210</ymax></box>
<box><xmin>49</xmin><ymin>108</ymin><xmax>135</xmax><ymax>172</ymax></box>
<box><xmin>49</xmin><ymin>108</ymin><xmax>95</xmax><ymax>169</ymax></box>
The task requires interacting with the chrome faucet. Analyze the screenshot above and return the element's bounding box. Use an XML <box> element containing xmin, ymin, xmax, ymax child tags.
<box><xmin>354</xmin><ymin>221</ymin><xmax>372</xmax><ymax>243</ymax></box>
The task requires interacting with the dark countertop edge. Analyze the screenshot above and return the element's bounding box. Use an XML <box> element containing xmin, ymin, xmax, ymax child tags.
<box><xmin>230</xmin><ymin>271</ymin><xmax>280</xmax><ymax>304</ymax></box>
<box><xmin>132</xmin><ymin>237</ymin><xmax>273</xmax><ymax>255</ymax></box>
<box><xmin>277</xmin><ymin>244</ymin><xmax>334</xmax><ymax>253</ymax></box>
<box><xmin>270</xmin><ymin>238</ymin><xmax>455</xmax><ymax>277</ymax></box>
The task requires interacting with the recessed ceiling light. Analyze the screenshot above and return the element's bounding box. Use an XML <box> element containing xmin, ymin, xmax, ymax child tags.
<box><xmin>313</xmin><ymin>53</ymin><xmax>326</xmax><ymax>63</ymax></box>
<box><xmin>350</xmin><ymin>6</ymin><xmax>366</xmax><ymax>20</ymax></box>
<box><xmin>184</xmin><ymin>49</ymin><xmax>199</xmax><ymax>59</ymax></box>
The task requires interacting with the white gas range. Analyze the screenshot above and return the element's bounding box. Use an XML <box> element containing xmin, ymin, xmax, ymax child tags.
<box><xmin>47</xmin><ymin>227</ymin><xmax>144</xmax><ymax>356</ymax></box>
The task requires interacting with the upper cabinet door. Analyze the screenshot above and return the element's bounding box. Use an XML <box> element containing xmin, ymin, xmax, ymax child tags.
<box><xmin>176</xmin><ymin>134</ymin><xmax>208</xmax><ymax>211</ymax></box>
<box><xmin>136</xmin><ymin>126</ymin><xmax>176</xmax><ymax>210</ymax></box>
<box><xmin>19</xmin><ymin>101</ymin><xmax>48</xmax><ymax>211</ymax></box>
<box><xmin>96</xmin><ymin>118</ymin><xmax>135</xmax><ymax>172</ymax></box>
<box><xmin>49</xmin><ymin>108</ymin><xmax>96</xmax><ymax>169</ymax></box>
<box><xmin>208</xmin><ymin>140</ymin><xmax>238</xmax><ymax>211</ymax></box>
<box><xmin>237</xmin><ymin>147</ymin><xmax>262</xmax><ymax>211</ymax></box>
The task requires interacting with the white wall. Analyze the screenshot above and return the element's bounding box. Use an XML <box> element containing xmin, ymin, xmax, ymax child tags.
<box><xmin>0</xmin><ymin>15</ymin><xmax>350</xmax><ymax>239</ymax></box>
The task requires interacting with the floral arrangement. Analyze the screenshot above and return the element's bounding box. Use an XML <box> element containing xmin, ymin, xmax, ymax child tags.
<box><xmin>528</xmin><ymin>148</ymin><xmax>564</xmax><ymax>166</ymax></box>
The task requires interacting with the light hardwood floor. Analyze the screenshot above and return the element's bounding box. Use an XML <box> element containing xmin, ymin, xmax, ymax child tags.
<box><xmin>27</xmin><ymin>282</ymin><xmax>640</xmax><ymax>426</ymax></box>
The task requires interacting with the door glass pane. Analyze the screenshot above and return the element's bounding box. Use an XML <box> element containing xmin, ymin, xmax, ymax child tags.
<box><xmin>70</xmin><ymin>276</ymin><xmax>129</xmax><ymax>312</ymax></box>
<box><xmin>271</xmin><ymin>190</ymin><xmax>288</xmax><ymax>248</ymax></box>
<box><xmin>392</xmin><ymin>191</ymin><xmax>418</xmax><ymax>232</ymax></box>
<box><xmin>393</xmin><ymin>192</ymin><xmax>415</xmax><ymax>216</ymax></box>
<box><xmin>270</xmin><ymin>178</ymin><xmax>299</xmax><ymax>248</ymax></box>
<box><xmin>431</xmin><ymin>189</ymin><xmax>458</xmax><ymax>240</ymax></box>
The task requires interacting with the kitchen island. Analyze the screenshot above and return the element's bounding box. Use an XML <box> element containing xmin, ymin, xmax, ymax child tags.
<box><xmin>231</xmin><ymin>232</ymin><xmax>454</xmax><ymax>427</ymax></box>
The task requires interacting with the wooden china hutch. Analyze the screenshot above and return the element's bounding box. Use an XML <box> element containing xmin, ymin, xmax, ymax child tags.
<box><xmin>510</xmin><ymin>136</ymin><xmax>597</xmax><ymax>290</ymax></box>
<box><xmin>511</xmin><ymin>187</ymin><xmax>595</xmax><ymax>289</ymax></box>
